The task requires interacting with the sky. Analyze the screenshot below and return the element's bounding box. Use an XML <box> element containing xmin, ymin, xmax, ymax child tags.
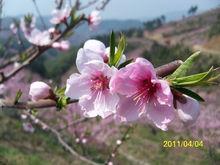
<box><xmin>2</xmin><ymin>0</ymin><xmax>220</xmax><ymax>20</ymax></box>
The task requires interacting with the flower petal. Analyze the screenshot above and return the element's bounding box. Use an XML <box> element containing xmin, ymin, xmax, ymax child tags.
<box><xmin>177</xmin><ymin>95</ymin><xmax>200</xmax><ymax>125</ymax></box>
<box><xmin>115</xmin><ymin>96</ymin><xmax>146</xmax><ymax>122</ymax></box>
<box><xmin>65</xmin><ymin>73</ymin><xmax>90</xmax><ymax>99</ymax></box>
<box><xmin>84</xmin><ymin>39</ymin><xmax>106</xmax><ymax>55</ymax></box>
<box><xmin>79</xmin><ymin>91</ymin><xmax>119</xmax><ymax>118</ymax></box>
<box><xmin>146</xmin><ymin>101</ymin><xmax>174</xmax><ymax>131</ymax></box>
<box><xmin>76</xmin><ymin>48</ymin><xmax>103</xmax><ymax>73</ymax></box>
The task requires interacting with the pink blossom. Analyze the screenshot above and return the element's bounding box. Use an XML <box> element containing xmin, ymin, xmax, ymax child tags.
<box><xmin>176</xmin><ymin>95</ymin><xmax>200</xmax><ymax>125</ymax></box>
<box><xmin>52</xmin><ymin>40</ymin><xmax>70</xmax><ymax>51</ymax></box>
<box><xmin>10</xmin><ymin>23</ymin><xmax>18</xmax><ymax>34</ymax></box>
<box><xmin>48</xmin><ymin>27</ymin><xmax>56</xmax><ymax>34</ymax></box>
<box><xmin>76</xmin><ymin>39</ymin><xmax>126</xmax><ymax>72</ymax></box>
<box><xmin>88</xmin><ymin>10</ymin><xmax>101</xmax><ymax>30</ymax></box>
<box><xmin>65</xmin><ymin>60</ymin><xmax>119</xmax><ymax>118</ymax></box>
<box><xmin>110</xmin><ymin>58</ymin><xmax>174</xmax><ymax>131</ymax></box>
<box><xmin>0</xmin><ymin>84</ymin><xmax>6</xmax><ymax>95</ymax></box>
<box><xmin>50</xmin><ymin>6</ymin><xmax>71</xmax><ymax>24</ymax></box>
<box><xmin>21</xmin><ymin>114</ymin><xmax>27</xmax><ymax>120</ymax></box>
<box><xmin>29</xmin><ymin>81</ymin><xmax>53</xmax><ymax>101</ymax></box>
<box><xmin>23</xmin><ymin>122</ymin><xmax>35</xmax><ymax>133</ymax></box>
<box><xmin>25</xmin><ymin>29</ymin><xmax>51</xmax><ymax>46</ymax></box>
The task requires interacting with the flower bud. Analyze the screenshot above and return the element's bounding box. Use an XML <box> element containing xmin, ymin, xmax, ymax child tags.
<box><xmin>116</xmin><ymin>140</ymin><xmax>122</xmax><ymax>145</ymax></box>
<box><xmin>10</xmin><ymin>23</ymin><xmax>18</xmax><ymax>34</ymax></box>
<box><xmin>176</xmin><ymin>95</ymin><xmax>200</xmax><ymax>125</ymax></box>
<box><xmin>88</xmin><ymin>10</ymin><xmax>101</xmax><ymax>30</ymax></box>
<box><xmin>23</xmin><ymin>122</ymin><xmax>35</xmax><ymax>133</ymax></box>
<box><xmin>52</xmin><ymin>40</ymin><xmax>70</xmax><ymax>51</ymax></box>
<box><xmin>29</xmin><ymin>81</ymin><xmax>54</xmax><ymax>101</ymax></box>
<box><xmin>82</xmin><ymin>138</ymin><xmax>87</xmax><ymax>144</ymax></box>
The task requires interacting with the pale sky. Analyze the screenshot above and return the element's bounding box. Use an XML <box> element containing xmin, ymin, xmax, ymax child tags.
<box><xmin>2</xmin><ymin>0</ymin><xmax>220</xmax><ymax>20</ymax></box>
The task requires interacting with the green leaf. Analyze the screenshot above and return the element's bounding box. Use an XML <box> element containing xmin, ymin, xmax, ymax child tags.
<box><xmin>70</xmin><ymin>7</ymin><xmax>76</xmax><ymax>24</ymax></box>
<box><xmin>113</xmin><ymin>35</ymin><xmax>126</xmax><ymax>66</ymax></box>
<box><xmin>172</xmin><ymin>67</ymin><xmax>213</xmax><ymax>87</ymax></box>
<box><xmin>55</xmin><ymin>87</ymin><xmax>66</xmax><ymax>97</ymax></box>
<box><xmin>14</xmin><ymin>89</ymin><xmax>22</xmax><ymax>104</ymax></box>
<box><xmin>169</xmin><ymin>51</ymin><xmax>200</xmax><ymax>79</ymax></box>
<box><xmin>118</xmin><ymin>59</ymin><xmax>133</xmax><ymax>69</ymax></box>
<box><xmin>174</xmin><ymin>87</ymin><xmax>205</xmax><ymax>102</ymax></box>
<box><xmin>206</xmin><ymin>67</ymin><xmax>220</xmax><ymax>84</ymax></box>
<box><xmin>109</xmin><ymin>31</ymin><xmax>116</xmax><ymax>66</ymax></box>
<box><xmin>56</xmin><ymin>96</ymin><xmax>69</xmax><ymax>110</ymax></box>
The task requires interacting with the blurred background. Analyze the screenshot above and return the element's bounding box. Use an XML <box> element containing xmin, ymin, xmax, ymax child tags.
<box><xmin>0</xmin><ymin>0</ymin><xmax>220</xmax><ymax>164</ymax></box>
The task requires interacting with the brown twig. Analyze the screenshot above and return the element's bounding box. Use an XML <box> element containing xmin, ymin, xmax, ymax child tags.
<box><xmin>155</xmin><ymin>60</ymin><xmax>183</xmax><ymax>77</ymax></box>
<box><xmin>105</xmin><ymin>126</ymin><xmax>133</xmax><ymax>164</ymax></box>
<box><xmin>58</xmin><ymin>117</ymin><xmax>88</xmax><ymax>131</ymax></box>
<box><xmin>77</xmin><ymin>0</ymin><xmax>99</xmax><ymax>10</ymax></box>
<box><xmin>96</xmin><ymin>0</ymin><xmax>110</xmax><ymax>10</ymax></box>
<box><xmin>23</xmin><ymin>111</ymin><xmax>100</xmax><ymax>165</ymax></box>
<box><xmin>0</xmin><ymin>14</ymin><xmax>86</xmax><ymax>84</ymax></box>
<box><xmin>0</xmin><ymin>99</ymin><xmax>78</xmax><ymax>110</ymax></box>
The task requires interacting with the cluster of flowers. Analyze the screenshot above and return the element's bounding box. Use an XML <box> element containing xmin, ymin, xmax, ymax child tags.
<box><xmin>10</xmin><ymin>5</ymin><xmax>101</xmax><ymax>49</ymax></box>
<box><xmin>29</xmin><ymin>39</ymin><xmax>200</xmax><ymax>131</ymax></box>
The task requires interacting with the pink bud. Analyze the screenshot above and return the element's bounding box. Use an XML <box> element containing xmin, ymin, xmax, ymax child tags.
<box><xmin>23</xmin><ymin>122</ymin><xmax>35</xmax><ymax>133</ymax></box>
<box><xmin>176</xmin><ymin>95</ymin><xmax>200</xmax><ymax>125</ymax></box>
<box><xmin>21</xmin><ymin>114</ymin><xmax>27</xmax><ymax>120</ymax></box>
<box><xmin>108</xmin><ymin>162</ymin><xmax>113</xmax><ymax>165</ymax></box>
<box><xmin>29</xmin><ymin>81</ymin><xmax>53</xmax><ymax>101</ymax></box>
<box><xmin>10</xmin><ymin>23</ymin><xmax>18</xmax><ymax>34</ymax></box>
<box><xmin>82</xmin><ymin>138</ymin><xmax>87</xmax><ymax>144</ymax></box>
<box><xmin>52</xmin><ymin>41</ymin><xmax>70</xmax><ymax>51</ymax></box>
<box><xmin>52</xmin><ymin>42</ymin><xmax>61</xmax><ymax>49</ymax></box>
<box><xmin>0</xmin><ymin>84</ymin><xmax>6</xmax><ymax>95</ymax></box>
<box><xmin>88</xmin><ymin>10</ymin><xmax>101</xmax><ymax>30</ymax></box>
<box><xmin>48</xmin><ymin>27</ymin><xmax>56</xmax><ymax>34</ymax></box>
<box><xmin>60</xmin><ymin>41</ymin><xmax>70</xmax><ymax>51</ymax></box>
<box><xmin>116</xmin><ymin>140</ymin><xmax>122</xmax><ymax>145</ymax></box>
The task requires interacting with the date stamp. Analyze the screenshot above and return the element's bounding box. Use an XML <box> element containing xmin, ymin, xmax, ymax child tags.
<box><xmin>162</xmin><ymin>140</ymin><xmax>204</xmax><ymax>148</ymax></box>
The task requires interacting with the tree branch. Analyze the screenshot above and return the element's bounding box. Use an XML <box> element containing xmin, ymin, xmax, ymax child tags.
<box><xmin>105</xmin><ymin>126</ymin><xmax>133</xmax><ymax>164</ymax></box>
<box><xmin>23</xmin><ymin>111</ymin><xmax>100</xmax><ymax>165</ymax></box>
<box><xmin>0</xmin><ymin>14</ymin><xmax>86</xmax><ymax>84</ymax></box>
<box><xmin>0</xmin><ymin>99</ymin><xmax>78</xmax><ymax>110</ymax></box>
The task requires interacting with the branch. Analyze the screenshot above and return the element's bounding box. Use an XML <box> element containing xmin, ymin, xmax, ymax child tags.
<box><xmin>0</xmin><ymin>14</ymin><xmax>86</xmax><ymax>84</ymax></box>
<box><xmin>105</xmin><ymin>126</ymin><xmax>133</xmax><ymax>164</ymax></box>
<box><xmin>155</xmin><ymin>60</ymin><xmax>183</xmax><ymax>77</ymax></box>
<box><xmin>77</xmin><ymin>0</ymin><xmax>99</xmax><ymax>10</ymax></box>
<box><xmin>57</xmin><ymin>117</ymin><xmax>88</xmax><ymax>131</ymax></box>
<box><xmin>0</xmin><ymin>99</ymin><xmax>78</xmax><ymax>110</ymax></box>
<box><xmin>0</xmin><ymin>60</ymin><xmax>182</xmax><ymax>110</ymax></box>
<box><xmin>96</xmin><ymin>0</ymin><xmax>110</xmax><ymax>10</ymax></box>
<box><xmin>23</xmin><ymin>111</ymin><xmax>100</xmax><ymax>165</ymax></box>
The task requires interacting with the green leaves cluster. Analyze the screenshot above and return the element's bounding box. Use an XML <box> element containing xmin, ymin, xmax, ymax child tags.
<box><xmin>54</xmin><ymin>87</ymin><xmax>69</xmax><ymax>110</ymax></box>
<box><xmin>109</xmin><ymin>31</ymin><xmax>132</xmax><ymax>68</ymax></box>
<box><xmin>168</xmin><ymin>51</ymin><xmax>220</xmax><ymax>102</ymax></box>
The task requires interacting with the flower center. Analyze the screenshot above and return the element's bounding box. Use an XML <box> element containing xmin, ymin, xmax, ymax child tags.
<box><xmin>132</xmin><ymin>79</ymin><xmax>157</xmax><ymax>105</ymax></box>
<box><xmin>91</xmin><ymin>74</ymin><xmax>109</xmax><ymax>91</ymax></box>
